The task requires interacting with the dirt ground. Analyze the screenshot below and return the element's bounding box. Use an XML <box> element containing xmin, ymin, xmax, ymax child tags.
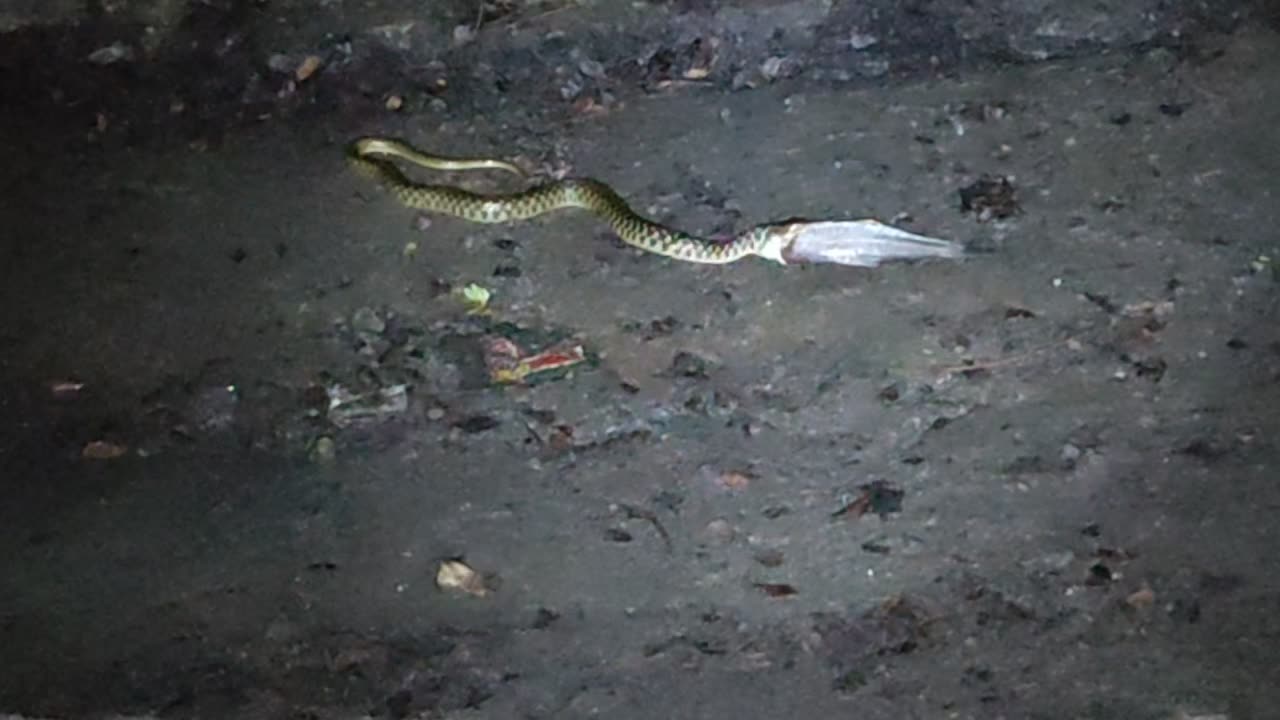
<box><xmin>1</xmin><ymin>7</ymin><xmax>1278</xmax><ymax>720</ymax></box>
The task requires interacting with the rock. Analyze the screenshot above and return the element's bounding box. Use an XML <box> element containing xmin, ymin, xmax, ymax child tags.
<box><xmin>1060</xmin><ymin>442</ymin><xmax>1082</xmax><ymax>468</ymax></box>
<box><xmin>760</xmin><ymin>56</ymin><xmax>801</xmax><ymax>81</ymax></box>
<box><xmin>310</xmin><ymin>436</ymin><xmax>336</xmax><ymax>462</ymax></box>
<box><xmin>267</xmin><ymin>53</ymin><xmax>294</xmax><ymax>74</ymax></box>
<box><xmin>855</xmin><ymin>56</ymin><xmax>890</xmax><ymax>78</ymax></box>
<box><xmin>703</xmin><ymin>519</ymin><xmax>736</xmax><ymax>545</ymax></box>
<box><xmin>453</xmin><ymin>24</ymin><xmax>477</xmax><ymax>46</ymax></box>
<box><xmin>848</xmin><ymin>30</ymin><xmax>879</xmax><ymax>50</ymax></box>
<box><xmin>576</xmin><ymin>56</ymin><xmax>607</xmax><ymax>80</ymax></box>
<box><xmin>351</xmin><ymin>307</ymin><xmax>386</xmax><ymax>336</ymax></box>
<box><xmin>1027</xmin><ymin>550</ymin><xmax>1076</xmax><ymax>572</ymax></box>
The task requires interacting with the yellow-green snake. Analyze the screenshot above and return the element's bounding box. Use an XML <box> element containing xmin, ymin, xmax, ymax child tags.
<box><xmin>347</xmin><ymin>138</ymin><xmax>790</xmax><ymax>264</ymax></box>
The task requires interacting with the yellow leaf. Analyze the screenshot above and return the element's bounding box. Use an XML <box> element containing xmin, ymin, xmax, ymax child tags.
<box><xmin>457</xmin><ymin>283</ymin><xmax>492</xmax><ymax>314</ymax></box>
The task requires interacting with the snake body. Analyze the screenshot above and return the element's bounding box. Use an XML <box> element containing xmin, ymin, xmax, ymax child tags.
<box><xmin>347</xmin><ymin>138</ymin><xmax>786</xmax><ymax>264</ymax></box>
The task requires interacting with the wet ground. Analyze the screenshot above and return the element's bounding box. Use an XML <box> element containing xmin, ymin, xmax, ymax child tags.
<box><xmin>1</xmin><ymin>12</ymin><xmax>1278</xmax><ymax>720</ymax></box>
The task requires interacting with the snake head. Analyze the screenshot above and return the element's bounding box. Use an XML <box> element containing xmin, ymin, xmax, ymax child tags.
<box><xmin>758</xmin><ymin>220</ymin><xmax>966</xmax><ymax>268</ymax></box>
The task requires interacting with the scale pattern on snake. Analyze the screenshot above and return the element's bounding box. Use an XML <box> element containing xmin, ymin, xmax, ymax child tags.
<box><xmin>347</xmin><ymin>138</ymin><xmax>784</xmax><ymax>264</ymax></box>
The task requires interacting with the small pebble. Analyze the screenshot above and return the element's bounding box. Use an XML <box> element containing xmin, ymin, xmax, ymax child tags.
<box><xmin>703</xmin><ymin>519</ymin><xmax>735</xmax><ymax>545</ymax></box>
<box><xmin>453</xmin><ymin>24</ymin><xmax>476</xmax><ymax>44</ymax></box>
<box><xmin>559</xmin><ymin>79</ymin><xmax>583</xmax><ymax>100</ymax></box>
<box><xmin>577</xmin><ymin>57</ymin><xmax>607</xmax><ymax>79</ymax></box>
<box><xmin>848</xmin><ymin>31</ymin><xmax>878</xmax><ymax>50</ymax></box>
<box><xmin>1060</xmin><ymin>443</ymin><xmax>1082</xmax><ymax>466</ymax></box>
<box><xmin>761</xmin><ymin>56</ymin><xmax>787</xmax><ymax>79</ymax></box>
<box><xmin>267</xmin><ymin>53</ymin><xmax>293</xmax><ymax>73</ymax></box>
<box><xmin>311</xmin><ymin>436</ymin><xmax>336</xmax><ymax>462</ymax></box>
<box><xmin>605</xmin><ymin>528</ymin><xmax>633</xmax><ymax>543</ymax></box>
<box><xmin>351</xmin><ymin>307</ymin><xmax>385</xmax><ymax>335</ymax></box>
<box><xmin>1034</xmin><ymin>550</ymin><xmax>1076</xmax><ymax>571</ymax></box>
<box><xmin>426</xmin><ymin>407</ymin><xmax>446</xmax><ymax>421</ymax></box>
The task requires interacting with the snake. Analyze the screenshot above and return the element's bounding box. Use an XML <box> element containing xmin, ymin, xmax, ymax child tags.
<box><xmin>346</xmin><ymin>138</ymin><xmax>790</xmax><ymax>264</ymax></box>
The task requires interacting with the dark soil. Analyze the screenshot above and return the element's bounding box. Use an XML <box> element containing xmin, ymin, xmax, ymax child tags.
<box><xmin>1</xmin><ymin>4</ymin><xmax>1277</xmax><ymax>719</ymax></box>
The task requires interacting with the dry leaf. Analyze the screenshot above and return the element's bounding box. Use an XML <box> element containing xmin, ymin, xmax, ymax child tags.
<box><xmin>294</xmin><ymin>55</ymin><xmax>323</xmax><ymax>82</ymax></box>
<box><xmin>684</xmin><ymin>36</ymin><xmax>717</xmax><ymax>79</ymax></box>
<box><xmin>832</xmin><ymin>481</ymin><xmax>904</xmax><ymax>519</ymax></box>
<box><xmin>82</xmin><ymin>440</ymin><xmax>128</xmax><ymax>460</ymax></box>
<box><xmin>87</xmin><ymin>42</ymin><xmax>133</xmax><ymax>65</ymax></box>
<box><xmin>571</xmin><ymin>96</ymin><xmax>608</xmax><ymax>116</ymax></box>
<box><xmin>548</xmin><ymin>425</ymin><xmax>574</xmax><ymax>452</ymax></box>
<box><xmin>50</xmin><ymin>380</ymin><xmax>84</xmax><ymax>396</ymax></box>
<box><xmin>1122</xmin><ymin>300</ymin><xmax>1175</xmax><ymax>318</ymax></box>
<box><xmin>718</xmin><ymin>470</ymin><xmax>752</xmax><ymax>490</ymax></box>
<box><xmin>1125</xmin><ymin>584</ymin><xmax>1155</xmax><ymax>609</ymax></box>
<box><xmin>436</xmin><ymin>560</ymin><xmax>488</xmax><ymax>597</ymax></box>
<box><xmin>754</xmin><ymin>582</ymin><xmax>798</xmax><ymax>598</ymax></box>
<box><xmin>457</xmin><ymin>283</ymin><xmax>492</xmax><ymax>314</ymax></box>
<box><xmin>832</xmin><ymin>493</ymin><xmax>871</xmax><ymax>518</ymax></box>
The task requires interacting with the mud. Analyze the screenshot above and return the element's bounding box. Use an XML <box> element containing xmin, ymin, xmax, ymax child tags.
<box><xmin>1</xmin><ymin>6</ymin><xmax>1278</xmax><ymax>720</ymax></box>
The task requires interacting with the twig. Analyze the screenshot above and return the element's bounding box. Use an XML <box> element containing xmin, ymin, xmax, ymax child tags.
<box><xmin>615</xmin><ymin>503</ymin><xmax>673</xmax><ymax>552</ymax></box>
<box><xmin>931</xmin><ymin>339</ymin><xmax>1070</xmax><ymax>377</ymax></box>
<box><xmin>502</xmin><ymin>3</ymin><xmax>574</xmax><ymax>29</ymax></box>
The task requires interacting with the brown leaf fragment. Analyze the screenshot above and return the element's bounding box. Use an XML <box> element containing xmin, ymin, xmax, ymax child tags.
<box><xmin>754</xmin><ymin>582</ymin><xmax>798</xmax><ymax>598</ymax></box>
<box><xmin>82</xmin><ymin>440</ymin><xmax>128</xmax><ymax>460</ymax></box>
